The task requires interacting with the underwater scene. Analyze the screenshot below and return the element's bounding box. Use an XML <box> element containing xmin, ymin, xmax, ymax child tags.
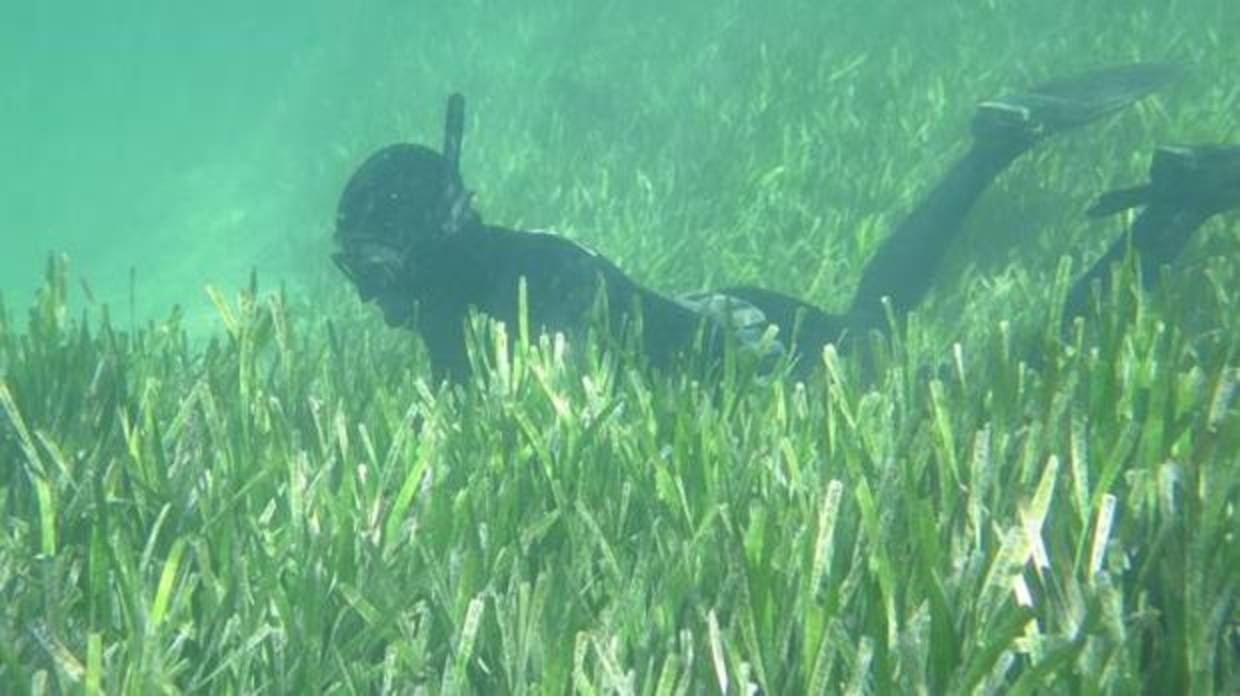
<box><xmin>2</xmin><ymin>0</ymin><xmax>1237</xmax><ymax>691</ymax></box>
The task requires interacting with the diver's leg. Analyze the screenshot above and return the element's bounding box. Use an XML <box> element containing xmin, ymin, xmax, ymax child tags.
<box><xmin>714</xmin><ymin>284</ymin><xmax>848</xmax><ymax>359</ymax></box>
<box><xmin>847</xmin><ymin>64</ymin><xmax>1181</xmax><ymax>330</ymax></box>
<box><xmin>1063</xmin><ymin>144</ymin><xmax>1240</xmax><ymax>322</ymax></box>
<box><xmin>1061</xmin><ymin>206</ymin><xmax>1209</xmax><ymax>322</ymax></box>
<box><xmin>846</xmin><ymin>133</ymin><xmax>1027</xmax><ymax>328</ymax></box>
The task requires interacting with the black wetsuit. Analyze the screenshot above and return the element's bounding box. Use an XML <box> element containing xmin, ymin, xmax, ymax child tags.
<box><xmin>405</xmin><ymin>144</ymin><xmax>1230</xmax><ymax>383</ymax></box>
<box><xmin>405</xmin><ymin>224</ymin><xmax>705</xmax><ymax>381</ymax></box>
<box><xmin>398</xmin><ymin>133</ymin><xmax>1008</xmax><ymax>382</ymax></box>
<box><xmin>338</xmin><ymin>67</ymin><xmax>1232</xmax><ymax>383</ymax></box>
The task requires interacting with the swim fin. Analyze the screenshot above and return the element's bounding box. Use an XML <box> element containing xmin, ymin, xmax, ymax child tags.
<box><xmin>1150</xmin><ymin>144</ymin><xmax>1240</xmax><ymax>214</ymax></box>
<box><xmin>974</xmin><ymin>63</ymin><xmax>1181</xmax><ymax>142</ymax></box>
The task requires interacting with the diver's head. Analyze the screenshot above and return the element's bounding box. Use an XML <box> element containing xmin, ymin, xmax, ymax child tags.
<box><xmin>333</xmin><ymin>95</ymin><xmax>476</xmax><ymax>325</ymax></box>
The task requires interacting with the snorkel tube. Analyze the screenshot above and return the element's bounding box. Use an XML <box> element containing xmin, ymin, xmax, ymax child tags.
<box><xmin>444</xmin><ymin>93</ymin><xmax>465</xmax><ymax>169</ymax></box>
<box><xmin>440</xmin><ymin>93</ymin><xmax>476</xmax><ymax>236</ymax></box>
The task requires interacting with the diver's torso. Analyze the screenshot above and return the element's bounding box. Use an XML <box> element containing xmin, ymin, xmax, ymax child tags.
<box><xmin>411</xmin><ymin>224</ymin><xmax>805</xmax><ymax>380</ymax></box>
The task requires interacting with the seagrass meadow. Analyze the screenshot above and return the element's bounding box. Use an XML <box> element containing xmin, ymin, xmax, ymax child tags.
<box><xmin>2</xmin><ymin>0</ymin><xmax>1239</xmax><ymax>693</ymax></box>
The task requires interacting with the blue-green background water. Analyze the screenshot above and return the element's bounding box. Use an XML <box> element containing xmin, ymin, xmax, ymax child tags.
<box><xmin>2</xmin><ymin>1</ymin><xmax>1235</xmax><ymax>332</ymax></box>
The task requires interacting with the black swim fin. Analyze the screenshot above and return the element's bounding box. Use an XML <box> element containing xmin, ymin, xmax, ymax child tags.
<box><xmin>975</xmin><ymin>63</ymin><xmax>1181</xmax><ymax>141</ymax></box>
<box><xmin>1090</xmin><ymin>144</ymin><xmax>1240</xmax><ymax>217</ymax></box>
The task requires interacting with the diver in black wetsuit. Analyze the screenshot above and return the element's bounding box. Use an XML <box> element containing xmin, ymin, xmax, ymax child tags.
<box><xmin>333</xmin><ymin>96</ymin><xmax>710</xmax><ymax>381</ymax></box>
<box><xmin>332</xmin><ymin>64</ymin><xmax>1239</xmax><ymax>383</ymax></box>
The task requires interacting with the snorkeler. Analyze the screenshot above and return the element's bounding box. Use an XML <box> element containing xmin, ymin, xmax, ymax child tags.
<box><xmin>332</xmin><ymin>64</ymin><xmax>1239</xmax><ymax>382</ymax></box>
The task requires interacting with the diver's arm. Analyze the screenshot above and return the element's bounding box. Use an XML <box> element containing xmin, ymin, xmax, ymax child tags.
<box><xmin>451</xmin><ymin>226</ymin><xmax>705</xmax><ymax>366</ymax></box>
